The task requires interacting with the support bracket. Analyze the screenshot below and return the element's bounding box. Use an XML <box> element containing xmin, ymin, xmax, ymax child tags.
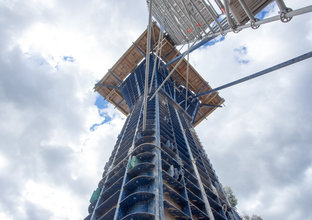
<box><xmin>280</xmin><ymin>8</ymin><xmax>293</xmax><ymax>23</ymax></box>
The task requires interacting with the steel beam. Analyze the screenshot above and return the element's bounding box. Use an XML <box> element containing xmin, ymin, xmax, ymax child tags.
<box><xmin>132</xmin><ymin>42</ymin><xmax>145</xmax><ymax>56</ymax></box>
<box><xmin>114</xmin><ymin>99</ymin><xmax>125</xmax><ymax>109</ymax></box>
<box><xmin>195</xmin><ymin>51</ymin><xmax>312</xmax><ymax>98</ymax></box>
<box><xmin>108</xmin><ymin>69</ymin><xmax>122</xmax><ymax>85</ymax></box>
<box><xmin>175</xmin><ymin>109</ymin><xmax>215</xmax><ymax>220</ymax></box>
<box><xmin>143</xmin><ymin>0</ymin><xmax>153</xmax><ymax>131</ymax></box>
<box><xmin>185</xmin><ymin>43</ymin><xmax>190</xmax><ymax>110</ymax></box>
<box><xmin>200</xmin><ymin>103</ymin><xmax>223</xmax><ymax>108</ymax></box>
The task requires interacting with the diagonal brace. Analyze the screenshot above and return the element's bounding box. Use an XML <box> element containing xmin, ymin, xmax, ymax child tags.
<box><xmin>194</xmin><ymin>51</ymin><xmax>312</xmax><ymax>98</ymax></box>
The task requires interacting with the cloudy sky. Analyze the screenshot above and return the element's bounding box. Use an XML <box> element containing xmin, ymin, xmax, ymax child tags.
<box><xmin>0</xmin><ymin>0</ymin><xmax>311</xmax><ymax>219</ymax></box>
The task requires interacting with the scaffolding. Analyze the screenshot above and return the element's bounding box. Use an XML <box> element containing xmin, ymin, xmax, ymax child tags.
<box><xmin>88</xmin><ymin>1</ymin><xmax>312</xmax><ymax>220</ymax></box>
<box><xmin>148</xmin><ymin>0</ymin><xmax>312</xmax><ymax>46</ymax></box>
<box><xmin>89</xmin><ymin>53</ymin><xmax>241</xmax><ymax>220</ymax></box>
<box><xmin>95</xmin><ymin>23</ymin><xmax>224</xmax><ymax>127</ymax></box>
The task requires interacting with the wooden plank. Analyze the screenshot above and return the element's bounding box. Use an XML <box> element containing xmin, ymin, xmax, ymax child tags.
<box><xmin>94</xmin><ymin>23</ymin><xmax>224</xmax><ymax>126</ymax></box>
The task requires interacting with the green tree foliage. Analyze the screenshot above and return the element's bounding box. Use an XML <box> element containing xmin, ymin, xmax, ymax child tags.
<box><xmin>223</xmin><ymin>186</ymin><xmax>238</xmax><ymax>208</ymax></box>
<box><xmin>223</xmin><ymin>186</ymin><xmax>263</xmax><ymax>220</ymax></box>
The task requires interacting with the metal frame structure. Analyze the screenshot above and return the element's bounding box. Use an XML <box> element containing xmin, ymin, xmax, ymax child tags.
<box><xmin>87</xmin><ymin>54</ymin><xmax>241</xmax><ymax>220</ymax></box>
<box><xmin>151</xmin><ymin>2</ymin><xmax>312</xmax><ymax>67</ymax></box>
<box><xmin>95</xmin><ymin>23</ymin><xmax>224</xmax><ymax>127</ymax></box>
<box><xmin>149</xmin><ymin>0</ymin><xmax>227</xmax><ymax>45</ymax></box>
<box><xmin>143</xmin><ymin>0</ymin><xmax>154</xmax><ymax>131</ymax></box>
<box><xmin>88</xmin><ymin>1</ymin><xmax>312</xmax><ymax>220</ymax></box>
<box><xmin>148</xmin><ymin>0</ymin><xmax>312</xmax><ymax>46</ymax></box>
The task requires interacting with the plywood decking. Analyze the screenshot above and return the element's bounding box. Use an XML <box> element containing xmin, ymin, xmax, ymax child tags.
<box><xmin>95</xmin><ymin>23</ymin><xmax>224</xmax><ymax>126</ymax></box>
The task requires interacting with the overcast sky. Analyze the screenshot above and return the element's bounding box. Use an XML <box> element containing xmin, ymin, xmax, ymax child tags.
<box><xmin>0</xmin><ymin>0</ymin><xmax>311</xmax><ymax>219</ymax></box>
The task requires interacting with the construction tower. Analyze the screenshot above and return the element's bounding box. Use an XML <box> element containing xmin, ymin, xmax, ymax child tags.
<box><xmin>86</xmin><ymin>0</ymin><xmax>312</xmax><ymax>219</ymax></box>
<box><xmin>86</xmin><ymin>23</ymin><xmax>240</xmax><ymax>220</ymax></box>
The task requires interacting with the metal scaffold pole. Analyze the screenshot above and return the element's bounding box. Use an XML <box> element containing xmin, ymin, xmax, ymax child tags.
<box><xmin>149</xmin><ymin>27</ymin><xmax>164</xmax><ymax>93</ymax></box>
<box><xmin>150</xmin><ymin>39</ymin><xmax>197</xmax><ymax>101</ymax></box>
<box><xmin>143</xmin><ymin>0</ymin><xmax>153</xmax><ymax>131</ymax></box>
<box><xmin>185</xmin><ymin>42</ymin><xmax>190</xmax><ymax>110</ymax></box>
<box><xmin>164</xmin><ymin>5</ymin><xmax>312</xmax><ymax>67</ymax></box>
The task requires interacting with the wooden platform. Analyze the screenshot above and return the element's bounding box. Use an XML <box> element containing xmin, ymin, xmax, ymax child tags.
<box><xmin>95</xmin><ymin>23</ymin><xmax>224</xmax><ymax>127</ymax></box>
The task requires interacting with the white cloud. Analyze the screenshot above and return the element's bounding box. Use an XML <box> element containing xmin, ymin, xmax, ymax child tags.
<box><xmin>22</xmin><ymin>180</ymin><xmax>82</xmax><ymax>219</ymax></box>
<box><xmin>0</xmin><ymin>0</ymin><xmax>311</xmax><ymax>219</ymax></box>
<box><xmin>0</xmin><ymin>153</ymin><xmax>9</xmax><ymax>171</ymax></box>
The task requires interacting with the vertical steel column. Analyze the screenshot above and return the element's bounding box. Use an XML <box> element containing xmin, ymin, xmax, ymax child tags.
<box><xmin>149</xmin><ymin>29</ymin><xmax>164</xmax><ymax>93</ymax></box>
<box><xmin>155</xmin><ymin>92</ymin><xmax>165</xmax><ymax>220</ymax></box>
<box><xmin>275</xmin><ymin>0</ymin><xmax>287</xmax><ymax>11</ymax></box>
<box><xmin>113</xmin><ymin>99</ymin><xmax>145</xmax><ymax>220</ymax></box>
<box><xmin>191</xmin><ymin>101</ymin><xmax>200</xmax><ymax>124</ymax></box>
<box><xmin>173</xmin><ymin>81</ymin><xmax>176</xmax><ymax>101</ymax></box>
<box><xmin>150</xmin><ymin>39</ymin><xmax>197</xmax><ymax>100</ymax></box>
<box><xmin>185</xmin><ymin>43</ymin><xmax>190</xmax><ymax>110</ymax></box>
<box><xmin>134</xmin><ymin>72</ymin><xmax>142</xmax><ymax>96</ymax></box>
<box><xmin>165</xmin><ymin>97</ymin><xmax>192</xmax><ymax>219</ymax></box>
<box><xmin>187</xmin><ymin>122</ymin><xmax>232</xmax><ymax>219</ymax></box>
<box><xmin>143</xmin><ymin>0</ymin><xmax>153</xmax><ymax>131</ymax></box>
<box><xmin>175</xmin><ymin>109</ymin><xmax>216</xmax><ymax>220</ymax></box>
<box><xmin>90</xmin><ymin>108</ymin><xmax>134</xmax><ymax>220</ymax></box>
<box><xmin>223</xmin><ymin>0</ymin><xmax>237</xmax><ymax>30</ymax></box>
<box><xmin>157</xmin><ymin>36</ymin><xmax>165</xmax><ymax>70</ymax></box>
<box><xmin>275</xmin><ymin>0</ymin><xmax>293</xmax><ymax>22</ymax></box>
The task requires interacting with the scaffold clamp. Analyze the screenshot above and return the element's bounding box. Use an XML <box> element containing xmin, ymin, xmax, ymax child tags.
<box><xmin>280</xmin><ymin>8</ymin><xmax>293</xmax><ymax>23</ymax></box>
<box><xmin>251</xmin><ymin>18</ymin><xmax>260</xmax><ymax>29</ymax></box>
